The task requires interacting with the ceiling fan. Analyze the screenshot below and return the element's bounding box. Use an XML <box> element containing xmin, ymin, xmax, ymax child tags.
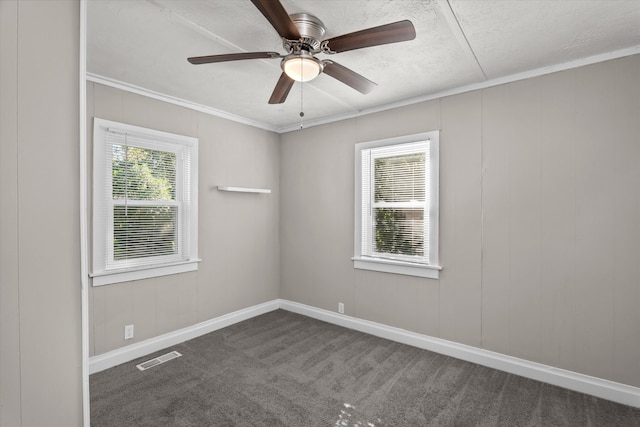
<box><xmin>187</xmin><ymin>0</ymin><xmax>416</xmax><ymax>104</ymax></box>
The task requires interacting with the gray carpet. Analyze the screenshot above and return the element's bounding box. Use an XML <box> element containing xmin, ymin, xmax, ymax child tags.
<box><xmin>90</xmin><ymin>309</ymin><xmax>640</xmax><ymax>426</ymax></box>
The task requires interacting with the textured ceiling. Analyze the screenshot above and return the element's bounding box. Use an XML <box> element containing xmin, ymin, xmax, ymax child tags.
<box><xmin>87</xmin><ymin>0</ymin><xmax>640</xmax><ymax>132</ymax></box>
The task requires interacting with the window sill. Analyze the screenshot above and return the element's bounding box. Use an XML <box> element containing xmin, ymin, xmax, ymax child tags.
<box><xmin>91</xmin><ymin>259</ymin><xmax>200</xmax><ymax>286</ymax></box>
<box><xmin>352</xmin><ymin>256</ymin><xmax>441</xmax><ymax>279</ymax></box>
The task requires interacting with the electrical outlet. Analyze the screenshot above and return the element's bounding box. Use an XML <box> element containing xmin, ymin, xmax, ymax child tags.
<box><xmin>338</xmin><ymin>302</ymin><xmax>344</xmax><ymax>314</ymax></box>
<box><xmin>124</xmin><ymin>324</ymin><xmax>134</xmax><ymax>340</ymax></box>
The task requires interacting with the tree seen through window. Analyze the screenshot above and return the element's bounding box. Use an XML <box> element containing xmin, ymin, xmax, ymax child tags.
<box><xmin>112</xmin><ymin>145</ymin><xmax>177</xmax><ymax>260</ymax></box>
<box><xmin>373</xmin><ymin>152</ymin><xmax>425</xmax><ymax>257</ymax></box>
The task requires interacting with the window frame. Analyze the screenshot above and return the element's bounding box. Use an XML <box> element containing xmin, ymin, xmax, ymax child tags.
<box><xmin>353</xmin><ymin>131</ymin><xmax>441</xmax><ymax>279</ymax></box>
<box><xmin>91</xmin><ymin>118</ymin><xmax>199</xmax><ymax>286</ymax></box>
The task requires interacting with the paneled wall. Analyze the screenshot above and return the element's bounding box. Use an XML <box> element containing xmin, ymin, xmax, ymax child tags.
<box><xmin>280</xmin><ymin>55</ymin><xmax>640</xmax><ymax>387</ymax></box>
<box><xmin>87</xmin><ymin>82</ymin><xmax>280</xmax><ymax>356</ymax></box>
<box><xmin>0</xmin><ymin>1</ymin><xmax>83</xmax><ymax>425</ymax></box>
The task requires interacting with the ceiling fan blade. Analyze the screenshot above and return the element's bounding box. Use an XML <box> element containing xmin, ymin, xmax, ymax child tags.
<box><xmin>323</xmin><ymin>20</ymin><xmax>416</xmax><ymax>53</ymax></box>
<box><xmin>187</xmin><ymin>52</ymin><xmax>280</xmax><ymax>65</ymax></box>
<box><xmin>322</xmin><ymin>61</ymin><xmax>377</xmax><ymax>94</ymax></box>
<box><xmin>250</xmin><ymin>0</ymin><xmax>300</xmax><ymax>40</ymax></box>
<box><xmin>269</xmin><ymin>73</ymin><xmax>295</xmax><ymax>104</ymax></box>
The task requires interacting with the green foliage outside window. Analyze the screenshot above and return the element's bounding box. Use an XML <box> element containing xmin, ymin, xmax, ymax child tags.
<box><xmin>112</xmin><ymin>146</ymin><xmax>175</xmax><ymax>200</ymax></box>
<box><xmin>112</xmin><ymin>145</ymin><xmax>177</xmax><ymax>260</ymax></box>
<box><xmin>375</xmin><ymin>208</ymin><xmax>421</xmax><ymax>255</ymax></box>
<box><xmin>374</xmin><ymin>153</ymin><xmax>425</xmax><ymax>257</ymax></box>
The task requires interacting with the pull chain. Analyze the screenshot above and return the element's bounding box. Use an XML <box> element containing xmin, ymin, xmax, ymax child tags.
<box><xmin>299</xmin><ymin>59</ymin><xmax>304</xmax><ymax>129</ymax></box>
<box><xmin>124</xmin><ymin>134</ymin><xmax>129</xmax><ymax>215</ymax></box>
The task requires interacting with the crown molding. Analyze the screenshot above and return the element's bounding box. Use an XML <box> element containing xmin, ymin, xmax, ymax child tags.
<box><xmin>87</xmin><ymin>45</ymin><xmax>640</xmax><ymax>134</ymax></box>
<box><xmin>278</xmin><ymin>45</ymin><xmax>640</xmax><ymax>133</ymax></box>
<box><xmin>85</xmin><ymin>73</ymin><xmax>280</xmax><ymax>133</ymax></box>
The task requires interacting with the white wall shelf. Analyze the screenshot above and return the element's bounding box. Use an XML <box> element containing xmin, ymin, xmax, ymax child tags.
<box><xmin>217</xmin><ymin>186</ymin><xmax>271</xmax><ymax>194</ymax></box>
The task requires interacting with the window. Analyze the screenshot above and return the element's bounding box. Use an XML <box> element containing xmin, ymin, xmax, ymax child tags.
<box><xmin>354</xmin><ymin>131</ymin><xmax>440</xmax><ymax>278</ymax></box>
<box><xmin>92</xmin><ymin>118</ymin><xmax>198</xmax><ymax>286</ymax></box>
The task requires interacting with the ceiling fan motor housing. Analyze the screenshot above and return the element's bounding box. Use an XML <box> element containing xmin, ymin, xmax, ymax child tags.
<box><xmin>187</xmin><ymin>0</ymin><xmax>416</xmax><ymax>103</ymax></box>
<box><xmin>289</xmin><ymin>13</ymin><xmax>326</xmax><ymax>51</ymax></box>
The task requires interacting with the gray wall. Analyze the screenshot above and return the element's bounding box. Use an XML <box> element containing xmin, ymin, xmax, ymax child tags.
<box><xmin>87</xmin><ymin>82</ymin><xmax>281</xmax><ymax>356</ymax></box>
<box><xmin>0</xmin><ymin>1</ymin><xmax>83</xmax><ymax>426</ymax></box>
<box><xmin>0</xmin><ymin>2</ymin><xmax>637</xmax><ymax>424</ymax></box>
<box><xmin>280</xmin><ymin>55</ymin><xmax>640</xmax><ymax>388</ymax></box>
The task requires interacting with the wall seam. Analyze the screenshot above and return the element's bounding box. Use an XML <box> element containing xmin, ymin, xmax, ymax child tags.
<box><xmin>571</xmin><ymin>69</ymin><xmax>578</xmax><ymax>374</ymax></box>
<box><xmin>611</xmin><ymin>61</ymin><xmax>618</xmax><ymax>381</ymax></box>
<box><xmin>507</xmin><ymin>85</ymin><xmax>512</xmax><ymax>356</ymax></box>
<box><xmin>538</xmin><ymin>83</ymin><xmax>543</xmax><ymax>363</ymax></box>
<box><xmin>479</xmin><ymin>89</ymin><xmax>484</xmax><ymax>350</ymax></box>
<box><xmin>16</xmin><ymin>1</ymin><xmax>24</xmax><ymax>424</ymax></box>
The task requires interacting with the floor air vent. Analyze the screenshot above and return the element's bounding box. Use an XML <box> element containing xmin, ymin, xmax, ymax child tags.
<box><xmin>136</xmin><ymin>351</ymin><xmax>182</xmax><ymax>371</ymax></box>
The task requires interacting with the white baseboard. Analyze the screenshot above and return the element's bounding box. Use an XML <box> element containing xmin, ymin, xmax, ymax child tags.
<box><xmin>279</xmin><ymin>299</ymin><xmax>640</xmax><ymax>409</ymax></box>
<box><xmin>89</xmin><ymin>298</ymin><xmax>640</xmax><ymax>408</ymax></box>
<box><xmin>88</xmin><ymin>300</ymin><xmax>280</xmax><ymax>374</ymax></box>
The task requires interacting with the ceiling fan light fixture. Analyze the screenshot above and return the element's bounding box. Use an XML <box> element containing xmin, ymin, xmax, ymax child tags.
<box><xmin>188</xmin><ymin>0</ymin><xmax>417</xmax><ymax>104</ymax></box>
<box><xmin>282</xmin><ymin>52</ymin><xmax>322</xmax><ymax>82</ymax></box>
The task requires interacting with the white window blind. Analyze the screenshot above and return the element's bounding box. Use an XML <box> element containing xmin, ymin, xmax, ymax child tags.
<box><xmin>354</xmin><ymin>131</ymin><xmax>440</xmax><ymax>278</ymax></box>
<box><xmin>362</xmin><ymin>141</ymin><xmax>429</xmax><ymax>264</ymax></box>
<box><xmin>92</xmin><ymin>118</ymin><xmax>198</xmax><ymax>286</ymax></box>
